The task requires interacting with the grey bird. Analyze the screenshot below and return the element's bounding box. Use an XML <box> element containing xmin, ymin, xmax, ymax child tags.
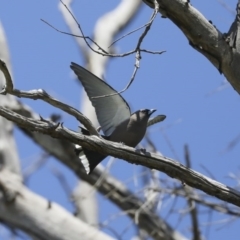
<box><xmin>70</xmin><ymin>62</ymin><xmax>166</xmax><ymax>174</ymax></box>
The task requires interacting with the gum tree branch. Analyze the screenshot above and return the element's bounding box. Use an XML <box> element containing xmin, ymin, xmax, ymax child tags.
<box><xmin>0</xmin><ymin>58</ymin><xmax>238</xmax><ymax>239</ymax></box>
<box><xmin>0</xmin><ymin>55</ymin><xmax>184</xmax><ymax>238</ymax></box>
<box><xmin>0</xmin><ymin>23</ymin><xmax>21</xmax><ymax>175</ymax></box>
<box><xmin>10</xmin><ymin>101</ymin><xmax>187</xmax><ymax>240</ymax></box>
<box><xmin>142</xmin><ymin>0</ymin><xmax>240</xmax><ymax>94</ymax></box>
<box><xmin>0</xmin><ymin>169</ymin><xmax>114</xmax><ymax>240</ymax></box>
<box><xmin>0</xmin><ymin>59</ymin><xmax>99</xmax><ymax>137</ymax></box>
<box><xmin>0</xmin><ymin>106</ymin><xmax>240</xmax><ymax>209</ymax></box>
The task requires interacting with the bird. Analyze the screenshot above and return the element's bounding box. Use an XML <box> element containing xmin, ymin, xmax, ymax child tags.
<box><xmin>70</xmin><ymin>62</ymin><xmax>166</xmax><ymax>174</ymax></box>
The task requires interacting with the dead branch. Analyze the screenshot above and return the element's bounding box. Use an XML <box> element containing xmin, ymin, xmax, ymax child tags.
<box><xmin>142</xmin><ymin>0</ymin><xmax>240</xmax><ymax>94</ymax></box>
<box><xmin>8</xmin><ymin>100</ymin><xmax>185</xmax><ymax>240</ymax></box>
<box><xmin>0</xmin><ymin>105</ymin><xmax>240</xmax><ymax>209</ymax></box>
<box><xmin>0</xmin><ymin>59</ymin><xmax>99</xmax><ymax>136</ymax></box>
<box><xmin>0</xmin><ymin>169</ymin><xmax>114</xmax><ymax>240</ymax></box>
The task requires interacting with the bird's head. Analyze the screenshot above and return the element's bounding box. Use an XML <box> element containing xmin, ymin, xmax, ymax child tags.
<box><xmin>133</xmin><ymin>109</ymin><xmax>156</xmax><ymax>122</ymax></box>
<box><xmin>140</xmin><ymin>109</ymin><xmax>156</xmax><ymax>117</ymax></box>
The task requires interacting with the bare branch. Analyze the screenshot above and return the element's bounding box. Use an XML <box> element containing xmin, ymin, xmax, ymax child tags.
<box><xmin>91</xmin><ymin>51</ymin><xmax>165</xmax><ymax>99</ymax></box>
<box><xmin>0</xmin><ymin>60</ymin><xmax>13</xmax><ymax>92</ymax></box>
<box><xmin>92</xmin><ymin>59</ymin><xmax>139</xmax><ymax>99</ymax></box>
<box><xmin>0</xmin><ymin>105</ymin><xmax>240</xmax><ymax>209</ymax></box>
<box><xmin>109</xmin><ymin>23</ymin><xmax>148</xmax><ymax>48</ymax></box>
<box><xmin>92</xmin><ymin>0</ymin><xmax>163</xmax><ymax>99</ymax></box>
<box><xmin>0</xmin><ymin>169</ymin><xmax>114</xmax><ymax>240</ymax></box>
<box><xmin>0</xmin><ymin>23</ymin><xmax>21</xmax><ymax>175</ymax></box>
<box><xmin>142</xmin><ymin>0</ymin><xmax>240</xmax><ymax>94</ymax></box>
<box><xmin>43</xmin><ymin>1</ymin><xmax>164</xmax><ymax>59</ymax></box>
<box><xmin>41</xmin><ymin>18</ymin><xmax>110</xmax><ymax>55</ymax></box>
<box><xmin>0</xmin><ymin>59</ymin><xmax>99</xmax><ymax>136</ymax></box>
<box><xmin>58</xmin><ymin>0</ymin><xmax>89</xmax><ymax>60</ymax></box>
<box><xmin>108</xmin><ymin>0</ymin><xmax>159</xmax><ymax>49</ymax></box>
<box><xmin>2</xmin><ymin>98</ymin><xmax>186</xmax><ymax>239</ymax></box>
<box><xmin>152</xmin><ymin>187</ymin><xmax>240</xmax><ymax>217</ymax></box>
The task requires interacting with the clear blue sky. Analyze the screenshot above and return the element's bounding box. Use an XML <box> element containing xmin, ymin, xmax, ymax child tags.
<box><xmin>0</xmin><ymin>0</ymin><xmax>239</xmax><ymax>239</ymax></box>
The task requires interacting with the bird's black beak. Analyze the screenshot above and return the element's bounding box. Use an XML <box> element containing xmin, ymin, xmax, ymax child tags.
<box><xmin>148</xmin><ymin>109</ymin><xmax>156</xmax><ymax>116</ymax></box>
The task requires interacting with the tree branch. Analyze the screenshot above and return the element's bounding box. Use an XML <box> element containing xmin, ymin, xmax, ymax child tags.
<box><xmin>0</xmin><ymin>24</ymin><xmax>21</xmax><ymax>176</ymax></box>
<box><xmin>9</xmin><ymin>101</ymin><xmax>185</xmax><ymax>240</ymax></box>
<box><xmin>0</xmin><ymin>169</ymin><xmax>114</xmax><ymax>240</ymax></box>
<box><xmin>0</xmin><ymin>105</ymin><xmax>239</xmax><ymax>209</ymax></box>
<box><xmin>142</xmin><ymin>0</ymin><xmax>240</xmax><ymax>94</ymax></box>
<box><xmin>0</xmin><ymin>59</ymin><xmax>99</xmax><ymax>136</ymax></box>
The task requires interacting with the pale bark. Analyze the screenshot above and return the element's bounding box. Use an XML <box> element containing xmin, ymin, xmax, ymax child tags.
<box><xmin>7</xmin><ymin>100</ymin><xmax>187</xmax><ymax>240</ymax></box>
<box><xmin>0</xmin><ymin>169</ymin><xmax>114</xmax><ymax>240</ymax></box>
<box><xmin>0</xmin><ymin>22</ymin><xmax>21</xmax><ymax>175</ymax></box>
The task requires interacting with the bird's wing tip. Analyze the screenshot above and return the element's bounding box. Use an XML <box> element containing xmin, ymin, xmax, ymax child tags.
<box><xmin>70</xmin><ymin>62</ymin><xmax>79</xmax><ymax>69</ymax></box>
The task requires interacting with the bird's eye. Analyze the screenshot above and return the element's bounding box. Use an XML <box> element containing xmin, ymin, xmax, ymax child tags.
<box><xmin>140</xmin><ymin>109</ymin><xmax>147</xmax><ymax>113</ymax></box>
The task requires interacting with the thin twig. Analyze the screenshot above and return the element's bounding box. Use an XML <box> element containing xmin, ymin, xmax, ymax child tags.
<box><xmin>41</xmin><ymin>0</ymin><xmax>165</xmax><ymax>100</ymax></box>
<box><xmin>109</xmin><ymin>23</ymin><xmax>151</xmax><ymax>48</ymax></box>
<box><xmin>59</xmin><ymin>0</ymin><xmax>109</xmax><ymax>54</ymax></box>
<box><xmin>221</xmin><ymin>133</ymin><xmax>240</xmax><ymax>153</ymax></box>
<box><xmin>42</xmin><ymin>17</ymin><xmax>165</xmax><ymax>58</ymax></box>
<box><xmin>141</xmin><ymin>49</ymin><xmax>166</xmax><ymax>54</ymax></box>
<box><xmin>184</xmin><ymin>145</ymin><xmax>201</xmax><ymax>240</ymax></box>
<box><xmin>151</xmin><ymin>186</ymin><xmax>240</xmax><ymax>217</ymax></box>
<box><xmin>41</xmin><ymin>19</ymin><xmax>109</xmax><ymax>55</ymax></box>
<box><xmin>92</xmin><ymin>62</ymin><xmax>139</xmax><ymax>99</ymax></box>
<box><xmin>92</xmin><ymin>0</ymin><xmax>161</xmax><ymax>99</ymax></box>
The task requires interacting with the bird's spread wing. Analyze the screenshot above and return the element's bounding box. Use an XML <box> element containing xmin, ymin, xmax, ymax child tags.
<box><xmin>71</xmin><ymin>62</ymin><xmax>131</xmax><ymax>136</ymax></box>
<box><xmin>147</xmin><ymin>115</ymin><xmax>166</xmax><ymax>127</ymax></box>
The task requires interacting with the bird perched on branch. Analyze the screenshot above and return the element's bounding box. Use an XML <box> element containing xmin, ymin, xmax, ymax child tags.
<box><xmin>71</xmin><ymin>62</ymin><xmax>166</xmax><ymax>174</ymax></box>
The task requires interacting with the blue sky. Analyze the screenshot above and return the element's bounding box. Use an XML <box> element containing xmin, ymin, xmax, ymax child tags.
<box><xmin>0</xmin><ymin>0</ymin><xmax>239</xmax><ymax>239</ymax></box>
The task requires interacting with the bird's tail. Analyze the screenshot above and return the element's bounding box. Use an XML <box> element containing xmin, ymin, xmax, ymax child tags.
<box><xmin>75</xmin><ymin>128</ymin><xmax>106</xmax><ymax>174</ymax></box>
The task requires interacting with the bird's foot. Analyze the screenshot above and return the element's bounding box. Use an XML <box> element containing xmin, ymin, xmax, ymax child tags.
<box><xmin>140</xmin><ymin>148</ymin><xmax>147</xmax><ymax>154</ymax></box>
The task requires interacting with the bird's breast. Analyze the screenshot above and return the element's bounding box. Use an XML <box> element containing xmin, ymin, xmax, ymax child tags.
<box><xmin>109</xmin><ymin>119</ymin><xmax>147</xmax><ymax>147</ymax></box>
